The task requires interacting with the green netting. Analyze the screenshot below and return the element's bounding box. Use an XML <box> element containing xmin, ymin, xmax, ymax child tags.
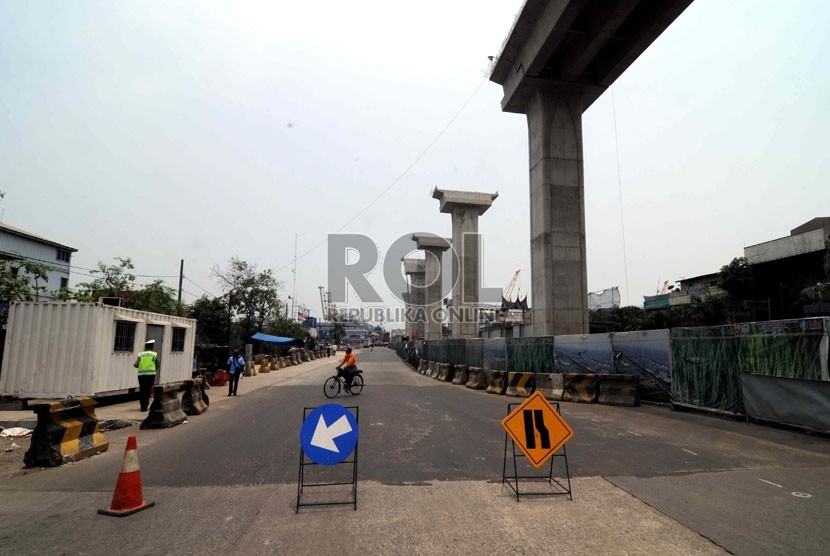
<box><xmin>465</xmin><ymin>339</ymin><xmax>483</xmax><ymax>368</ymax></box>
<box><xmin>671</xmin><ymin>325</ymin><xmax>743</xmax><ymax>413</ymax></box>
<box><xmin>506</xmin><ymin>336</ymin><xmax>555</xmax><ymax>373</ymax></box>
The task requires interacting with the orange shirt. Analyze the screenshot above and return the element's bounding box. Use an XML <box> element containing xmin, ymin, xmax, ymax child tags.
<box><xmin>340</xmin><ymin>352</ymin><xmax>356</xmax><ymax>367</ymax></box>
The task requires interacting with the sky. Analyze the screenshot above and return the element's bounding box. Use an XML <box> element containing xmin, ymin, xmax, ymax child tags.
<box><xmin>1</xmin><ymin>0</ymin><xmax>828</xmax><ymax>328</ymax></box>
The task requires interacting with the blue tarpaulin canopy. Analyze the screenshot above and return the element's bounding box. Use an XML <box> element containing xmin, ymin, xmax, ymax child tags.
<box><xmin>250</xmin><ymin>332</ymin><xmax>297</xmax><ymax>346</ymax></box>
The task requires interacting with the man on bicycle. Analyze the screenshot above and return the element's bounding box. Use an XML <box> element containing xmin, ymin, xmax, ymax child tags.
<box><xmin>337</xmin><ymin>346</ymin><xmax>357</xmax><ymax>390</ymax></box>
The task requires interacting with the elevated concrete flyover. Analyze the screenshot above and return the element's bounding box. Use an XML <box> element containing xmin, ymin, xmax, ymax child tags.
<box><xmin>491</xmin><ymin>0</ymin><xmax>694</xmax><ymax>336</ymax></box>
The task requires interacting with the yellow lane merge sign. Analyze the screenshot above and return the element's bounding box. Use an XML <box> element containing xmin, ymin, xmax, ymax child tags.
<box><xmin>501</xmin><ymin>390</ymin><xmax>574</xmax><ymax>468</ymax></box>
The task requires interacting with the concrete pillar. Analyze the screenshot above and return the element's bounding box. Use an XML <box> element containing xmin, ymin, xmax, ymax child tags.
<box><xmin>411</xmin><ymin>234</ymin><xmax>451</xmax><ymax>341</ymax></box>
<box><xmin>432</xmin><ymin>188</ymin><xmax>498</xmax><ymax>338</ymax></box>
<box><xmin>527</xmin><ymin>89</ymin><xmax>588</xmax><ymax>336</ymax></box>
<box><xmin>403</xmin><ymin>257</ymin><xmax>426</xmax><ymax>340</ymax></box>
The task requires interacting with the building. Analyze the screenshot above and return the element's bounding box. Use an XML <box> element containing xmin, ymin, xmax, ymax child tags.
<box><xmin>643</xmin><ymin>217</ymin><xmax>829</xmax><ymax>320</ymax></box>
<box><xmin>0</xmin><ymin>222</ymin><xmax>77</xmax><ymax>297</ymax></box>
<box><xmin>745</xmin><ymin>217</ymin><xmax>830</xmax><ymax>319</ymax></box>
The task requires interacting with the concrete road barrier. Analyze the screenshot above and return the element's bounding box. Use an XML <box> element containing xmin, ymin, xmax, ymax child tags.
<box><xmin>465</xmin><ymin>367</ymin><xmax>487</xmax><ymax>389</ymax></box>
<box><xmin>535</xmin><ymin>373</ymin><xmax>564</xmax><ymax>401</ymax></box>
<box><xmin>24</xmin><ymin>396</ymin><xmax>109</xmax><ymax>467</ymax></box>
<box><xmin>505</xmin><ymin>372</ymin><xmax>535</xmax><ymax>397</ymax></box>
<box><xmin>437</xmin><ymin>363</ymin><xmax>454</xmax><ymax>382</ymax></box>
<box><xmin>598</xmin><ymin>374</ymin><xmax>639</xmax><ymax>406</ymax></box>
<box><xmin>140</xmin><ymin>385</ymin><xmax>187</xmax><ymax>429</ymax></box>
<box><xmin>452</xmin><ymin>365</ymin><xmax>468</xmax><ymax>385</ymax></box>
<box><xmin>429</xmin><ymin>361</ymin><xmax>439</xmax><ymax>378</ymax></box>
<box><xmin>181</xmin><ymin>378</ymin><xmax>208</xmax><ymax>416</ymax></box>
<box><xmin>562</xmin><ymin>373</ymin><xmax>598</xmax><ymax>403</ymax></box>
<box><xmin>486</xmin><ymin>371</ymin><xmax>507</xmax><ymax>395</ymax></box>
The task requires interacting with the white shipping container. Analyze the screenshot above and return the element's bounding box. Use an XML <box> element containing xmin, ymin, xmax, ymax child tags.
<box><xmin>0</xmin><ymin>301</ymin><xmax>196</xmax><ymax>399</ymax></box>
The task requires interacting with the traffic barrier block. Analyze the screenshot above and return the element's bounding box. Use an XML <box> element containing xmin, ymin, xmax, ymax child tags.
<box><xmin>487</xmin><ymin>370</ymin><xmax>507</xmax><ymax>395</ymax></box>
<box><xmin>562</xmin><ymin>373</ymin><xmax>598</xmax><ymax>403</ymax></box>
<box><xmin>598</xmin><ymin>374</ymin><xmax>639</xmax><ymax>406</ymax></box>
<box><xmin>452</xmin><ymin>365</ymin><xmax>469</xmax><ymax>385</ymax></box>
<box><xmin>24</xmin><ymin>396</ymin><xmax>109</xmax><ymax>468</ymax></box>
<box><xmin>465</xmin><ymin>367</ymin><xmax>487</xmax><ymax>389</ymax></box>
<box><xmin>505</xmin><ymin>372</ymin><xmax>535</xmax><ymax>397</ymax></box>
<box><xmin>199</xmin><ymin>377</ymin><xmax>210</xmax><ymax>407</ymax></box>
<box><xmin>429</xmin><ymin>361</ymin><xmax>439</xmax><ymax>378</ymax></box>
<box><xmin>535</xmin><ymin>373</ymin><xmax>564</xmax><ymax>401</ymax></box>
<box><xmin>437</xmin><ymin>363</ymin><xmax>454</xmax><ymax>382</ymax></box>
<box><xmin>181</xmin><ymin>378</ymin><xmax>208</xmax><ymax>416</ymax></box>
<box><xmin>418</xmin><ymin>359</ymin><xmax>428</xmax><ymax>373</ymax></box>
<box><xmin>140</xmin><ymin>385</ymin><xmax>187</xmax><ymax>429</ymax></box>
<box><xmin>259</xmin><ymin>358</ymin><xmax>270</xmax><ymax>374</ymax></box>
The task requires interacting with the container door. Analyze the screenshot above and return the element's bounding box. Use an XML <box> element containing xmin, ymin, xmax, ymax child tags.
<box><xmin>146</xmin><ymin>324</ymin><xmax>165</xmax><ymax>384</ymax></box>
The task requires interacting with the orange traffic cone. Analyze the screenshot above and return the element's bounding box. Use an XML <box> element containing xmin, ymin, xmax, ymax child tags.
<box><xmin>98</xmin><ymin>435</ymin><xmax>155</xmax><ymax>517</ymax></box>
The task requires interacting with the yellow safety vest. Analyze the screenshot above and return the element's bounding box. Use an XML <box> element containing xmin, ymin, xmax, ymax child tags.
<box><xmin>137</xmin><ymin>350</ymin><xmax>158</xmax><ymax>376</ymax></box>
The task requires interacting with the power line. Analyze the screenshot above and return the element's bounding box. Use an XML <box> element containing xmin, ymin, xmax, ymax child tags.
<box><xmin>272</xmin><ymin>77</ymin><xmax>490</xmax><ymax>274</ymax></box>
<box><xmin>611</xmin><ymin>86</ymin><xmax>631</xmax><ymax>307</ymax></box>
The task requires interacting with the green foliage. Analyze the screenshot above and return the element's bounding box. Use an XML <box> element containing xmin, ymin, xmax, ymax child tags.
<box><xmin>212</xmin><ymin>257</ymin><xmax>285</xmax><ymax>343</ymax></box>
<box><xmin>75</xmin><ymin>257</ymin><xmax>136</xmax><ymax>299</ymax></box>
<box><xmin>718</xmin><ymin>257</ymin><xmax>753</xmax><ymax>302</ymax></box>
<box><xmin>127</xmin><ymin>280</ymin><xmax>182</xmax><ymax>315</ymax></box>
<box><xmin>0</xmin><ymin>258</ymin><xmax>50</xmax><ymax>323</ymax></box>
<box><xmin>0</xmin><ymin>258</ymin><xmax>50</xmax><ymax>302</ymax></box>
<box><xmin>188</xmin><ymin>295</ymin><xmax>229</xmax><ymax>345</ymax></box>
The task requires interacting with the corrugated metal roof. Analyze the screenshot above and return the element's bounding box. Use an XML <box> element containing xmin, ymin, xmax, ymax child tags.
<box><xmin>0</xmin><ymin>222</ymin><xmax>77</xmax><ymax>252</ymax></box>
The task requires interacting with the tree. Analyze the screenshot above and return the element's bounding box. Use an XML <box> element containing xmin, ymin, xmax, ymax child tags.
<box><xmin>0</xmin><ymin>258</ymin><xmax>50</xmax><ymax>323</ymax></box>
<box><xmin>128</xmin><ymin>280</ymin><xmax>182</xmax><ymax>315</ymax></box>
<box><xmin>189</xmin><ymin>295</ymin><xmax>229</xmax><ymax>345</ymax></box>
<box><xmin>212</xmin><ymin>257</ymin><xmax>283</xmax><ymax>342</ymax></box>
<box><xmin>266</xmin><ymin>318</ymin><xmax>307</xmax><ymax>340</ymax></box>
<box><xmin>718</xmin><ymin>257</ymin><xmax>753</xmax><ymax>302</ymax></box>
<box><xmin>75</xmin><ymin>257</ymin><xmax>136</xmax><ymax>300</ymax></box>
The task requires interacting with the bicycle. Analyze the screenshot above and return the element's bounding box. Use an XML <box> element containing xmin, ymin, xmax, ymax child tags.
<box><xmin>323</xmin><ymin>367</ymin><xmax>364</xmax><ymax>398</ymax></box>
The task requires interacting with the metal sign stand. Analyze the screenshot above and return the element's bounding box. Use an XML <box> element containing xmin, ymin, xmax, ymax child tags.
<box><xmin>296</xmin><ymin>405</ymin><xmax>359</xmax><ymax>512</ymax></box>
<box><xmin>502</xmin><ymin>401</ymin><xmax>572</xmax><ymax>502</ymax></box>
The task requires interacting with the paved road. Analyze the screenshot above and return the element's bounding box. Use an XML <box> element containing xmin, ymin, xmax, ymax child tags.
<box><xmin>0</xmin><ymin>348</ymin><xmax>827</xmax><ymax>555</ymax></box>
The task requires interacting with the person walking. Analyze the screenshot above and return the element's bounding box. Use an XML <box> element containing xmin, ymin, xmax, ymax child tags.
<box><xmin>134</xmin><ymin>339</ymin><xmax>159</xmax><ymax>411</ymax></box>
<box><xmin>227</xmin><ymin>349</ymin><xmax>245</xmax><ymax>396</ymax></box>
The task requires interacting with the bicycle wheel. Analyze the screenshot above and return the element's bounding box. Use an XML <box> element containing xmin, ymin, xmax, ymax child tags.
<box><xmin>349</xmin><ymin>374</ymin><xmax>364</xmax><ymax>395</ymax></box>
<box><xmin>323</xmin><ymin>376</ymin><xmax>340</xmax><ymax>398</ymax></box>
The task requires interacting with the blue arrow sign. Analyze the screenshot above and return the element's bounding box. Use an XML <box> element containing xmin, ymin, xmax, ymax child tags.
<box><xmin>300</xmin><ymin>404</ymin><xmax>359</xmax><ymax>466</ymax></box>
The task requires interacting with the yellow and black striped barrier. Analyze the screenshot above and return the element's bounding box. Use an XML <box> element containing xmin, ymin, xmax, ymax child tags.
<box><xmin>505</xmin><ymin>372</ymin><xmax>535</xmax><ymax>398</ymax></box>
<box><xmin>465</xmin><ymin>367</ymin><xmax>487</xmax><ymax>389</ymax></box>
<box><xmin>140</xmin><ymin>385</ymin><xmax>187</xmax><ymax>429</ymax></box>
<box><xmin>486</xmin><ymin>370</ymin><xmax>507</xmax><ymax>395</ymax></box>
<box><xmin>181</xmin><ymin>378</ymin><xmax>209</xmax><ymax>416</ymax></box>
<box><xmin>24</xmin><ymin>396</ymin><xmax>109</xmax><ymax>468</ymax></box>
<box><xmin>562</xmin><ymin>373</ymin><xmax>598</xmax><ymax>403</ymax></box>
<box><xmin>451</xmin><ymin>365</ymin><xmax>468</xmax><ymax>385</ymax></box>
<box><xmin>598</xmin><ymin>374</ymin><xmax>639</xmax><ymax>406</ymax></box>
<box><xmin>535</xmin><ymin>373</ymin><xmax>564</xmax><ymax>401</ymax></box>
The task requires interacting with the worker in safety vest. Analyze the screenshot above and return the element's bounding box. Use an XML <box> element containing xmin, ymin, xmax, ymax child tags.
<box><xmin>337</xmin><ymin>346</ymin><xmax>357</xmax><ymax>389</ymax></box>
<box><xmin>133</xmin><ymin>339</ymin><xmax>160</xmax><ymax>411</ymax></box>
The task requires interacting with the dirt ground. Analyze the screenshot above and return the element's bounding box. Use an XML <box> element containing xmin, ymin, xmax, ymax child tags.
<box><xmin>0</xmin><ymin>431</ymin><xmax>32</xmax><ymax>478</ymax></box>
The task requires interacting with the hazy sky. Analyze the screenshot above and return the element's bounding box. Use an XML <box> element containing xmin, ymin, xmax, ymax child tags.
<box><xmin>2</xmin><ymin>0</ymin><xmax>828</xmax><ymax>327</ymax></box>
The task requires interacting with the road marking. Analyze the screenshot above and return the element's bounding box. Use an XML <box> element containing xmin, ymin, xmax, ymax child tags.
<box><xmin>681</xmin><ymin>448</ymin><xmax>698</xmax><ymax>456</ymax></box>
<box><xmin>627</xmin><ymin>431</ymin><xmax>642</xmax><ymax>436</ymax></box>
<box><xmin>759</xmin><ymin>479</ymin><xmax>782</xmax><ymax>488</ymax></box>
<box><xmin>792</xmin><ymin>492</ymin><xmax>812</xmax><ymax>498</ymax></box>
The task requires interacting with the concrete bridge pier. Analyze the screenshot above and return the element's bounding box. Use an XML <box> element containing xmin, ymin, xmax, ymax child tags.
<box><xmin>412</xmin><ymin>234</ymin><xmax>451</xmax><ymax>341</ymax></box>
<box><xmin>527</xmin><ymin>88</ymin><xmax>588</xmax><ymax>336</ymax></box>
<box><xmin>403</xmin><ymin>257</ymin><xmax>426</xmax><ymax>340</ymax></box>
<box><xmin>432</xmin><ymin>188</ymin><xmax>498</xmax><ymax>338</ymax></box>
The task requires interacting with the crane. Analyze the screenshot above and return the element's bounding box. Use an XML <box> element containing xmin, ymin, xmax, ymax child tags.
<box><xmin>503</xmin><ymin>269</ymin><xmax>521</xmax><ymax>302</ymax></box>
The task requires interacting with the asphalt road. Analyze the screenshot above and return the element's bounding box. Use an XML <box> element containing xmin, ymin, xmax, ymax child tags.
<box><xmin>1</xmin><ymin>348</ymin><xmax>828</xmax><ymax>556</ymax></box>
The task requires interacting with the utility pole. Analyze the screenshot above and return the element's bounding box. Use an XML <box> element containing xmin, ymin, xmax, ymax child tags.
<box><xmin>178</xmin><ymin>259</ymin><xmax>184</xmax><ymax>306</ymax></box>
<box><xmin>291</xmin><ymin>233</ymin><xmax>298</xmax><ymax>321</ymax></box>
